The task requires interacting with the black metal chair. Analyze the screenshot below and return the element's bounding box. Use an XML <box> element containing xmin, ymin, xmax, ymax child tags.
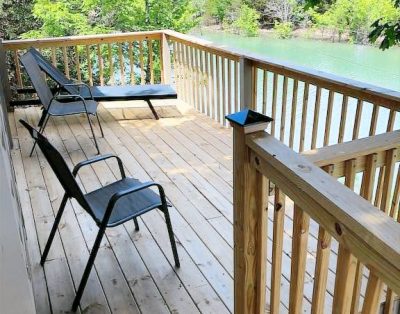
<box><xmin>19</xmin><ymin>51</ymin><xmax>104</xmax><ymax>156</ymax></box>
<box><xmin>29</xmin><ymin>48</ymin><xmax>178</xmax><ymax>120</ymax></box>
<box><xmin>19</xmin><ymin>120</ymin><xmax>180</xmax><ymax>312</ymax></box>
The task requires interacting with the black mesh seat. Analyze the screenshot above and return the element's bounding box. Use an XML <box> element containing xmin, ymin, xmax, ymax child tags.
<box><xmin>19</xmin><ymin>120</ymin><xmax>180</xmax><ymax>312</ymax></box>
<box><xmin>29</xmin><ymin>48</ymin><xmax>178</xmax><ymax>120</ymax></box>
<box><xmin>19</xmin><ymin>51</ymin><xmax>104</xmax><ymax>156</ymax></box>
<box><xmin>47</xmin><ymin>99</ymin><xmax>98</xmax><ymax>116</ymax></box>
<box><xmin>86</xmin><ymin>177</ymin><xmax>168</xmax><ymax>227</ymax></box>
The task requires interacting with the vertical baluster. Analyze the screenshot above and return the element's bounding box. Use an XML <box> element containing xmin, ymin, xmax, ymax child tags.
<box><xmin>62</xmin><ymin>46</ymin><xmax>70</xmax><ymax>78</ymax></box>
<box><xmin>351</xmin><ymin>153</ymin><xmax>378</xmax><ymax>314</ymax></box>
<box><xmin>139</xmin><ymin>41</ymin><xmax>144</xmax><ymax>85</ymax></box>
<box><xmin>210</xmin><ymin>53</ymin><xmax>216</xmax><ymax>120</ymax></box>
<box><xmin>289</xmin><ymin>204</ymin><xmax>310</xmax><ymax>313</ymax></box>
<box><xmin>338</xmin><ymin>95</ymin><xmax>348</xmax><ymax>143</ymax></box>
<box><xmin>323</xmin><ymin>91</ymin><xmax>334</xmax><ymax>146</ymax></box>
<box><xmin>234</xmin><ymin>60</ymin><xmax>239</xmax><ymax>112</ymax></box>
<box><xmin>190</xmin><ymin>46</ymin><xmax>197</xmax><ymax>110</ymax></box>
<box><xmin>86</xmin><ymin>45</ymin><xmax>93</xmax><ymax>86</ymax></box>
<box><xmin>252</xmin><ymin>67</ymin><xmax>258</xmax><ymax>111</ymax></box>
<box><xmin>387</xmin><ymin>109</ymin><xmax>396</xmax><ymax>132</ymax></box>
<box><xmin>149</xmin><ymin>40</ymin><xmax>154</xmax><ymax>84</ymax></box>
<box><xmin>75</xmin><ymin>46</ymin><xmax>82</xmax><ymax>82</ymax></box>
<box><xmin>199</xmin><ymin>49</ymin><xmax>205</xmax><ymax>113</ymax></box>
<box><xmin>204</xmin><ymin>52</ymin><xmax>210</xmax><ymax>116</ymax></box>
<box><xmin>51</xmin><ymin>47</ymin><xmax>57</xmax><ymax>66</ymax></box>
<box><xmin>311</xmin><ymin>164</ymin><xmax>334</xmax><ymax>314</ymax></box>
<box><xmin>14</xmin><ymin>51</ymin><xmax>23</xmax><ymax>88</ymax></box>
<box><xmin>216</xmin><ymin>55</ymin><xmax>221</xmax><ymax>123</ymax></box>
<box><xmin>262</xmin><ymin>70</ymin><xmax>268</xmax><ymax>115</ymax></box>
<box><xmin>280</xmin><ymin>76</ymin><xmax>288</xmax><ymax>142</ymax></box>
<box><xmin>128</xmin><ymin>42</ymin><xmax>134</xmax><ymax>84</ymax></box>
<box><xmin>184</xmin><ymin>45</ymin><xmax>191</xmax><ymax>107</ymax></box>
<box><xmin>108</xmin><ymin>43</ymin><xmax>114</xmax><ymax>85</ymax></box>
<box><xmin>193</xmin><ymin>47</ymin><xmax>199</xmax><ymax>111</ymax></box>
<box><xmin>118</xmin><ymin>43</ymin><xmax>125</xmax><ymax>85</ymax></box>
<box><xmin>227</xmin><ymin>58</ymin><xmax>232</xmax><ymax>116</ymax></box>
<box><xmin>352</xmin><ymin>99</ymin><xmax>363</xmax><ymax>140</ymax></box>
<box><xmin>270</xmin><ymin>187</ymin><xmax>285</xmax><ymax>313</ymax></box>
<box><xmin>311</xmin><ymin>87</ymin><xmax>322</xmax><ymax>149</ymax></box>
<box><xmin>289</xmin><ymin>79</ymin><xmax>299</xmax><ymax>149</ymax></box>
<box><xmin>222</xmin><ymin>57</ymin><xmax>226</xmax><ymax>121</ymax></box>
<box><xmin>96</xmin><ymin>44</ymin><xmax>104</xmax><ymax>86</ymax></box>
<box><xmin>333</xmin><ymin>159</ymin><xmax>357</xmax><ymax>313</ymax></box>
<box><xmin>271</xmin><ymin>73</ymin><xmax>278</xmax><ymax>136</ymax></box>
<box><xmin>369</xmin><ymin>104</ymin><xmax>379</xmax><ymax>136</ymax></box>
<box><xmin>299</xmin><ymin>82</ymin><xmax>309</xmax><ymax>152</ymax></box>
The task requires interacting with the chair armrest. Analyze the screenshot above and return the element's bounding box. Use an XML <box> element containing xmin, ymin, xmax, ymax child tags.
<box><xmin>100</xmin><ymin>182</ymin><xmax>166</xmax><ymax>227</ymax></box>
<box><xmin>73</xmin><ymin>154</ymin><xmax>126</xmax><ymax>178</ymax></box>
<box><xmin>62</xmin><ymin>82</ymin><xmax>94</xmax><ymax>100</ymax></box>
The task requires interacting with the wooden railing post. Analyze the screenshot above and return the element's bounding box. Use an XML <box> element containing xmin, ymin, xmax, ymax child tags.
<box><xmin>239</xmin><ymin>57</ymin><xmax>256</xmax><ymax>111</ymax></box>
<box><xmin>160</xmin><ymin>32</ymin><xmax>171</xmax><ymax>84</ymax></box>
<box><xmin>0</xmin><ymin>38</ymin><xmax>12</xmax><ymax>148</ymax></box>
<box><xmin>226</xmin><ymin>109</ymin><xmax>273</xmax><ymax>314</ymax></box>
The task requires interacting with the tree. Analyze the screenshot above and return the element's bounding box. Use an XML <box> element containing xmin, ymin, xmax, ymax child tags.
<box><xmin>369</xmin><ymin>0</ymin><xmax>400</xmax><ymax>50</ymax></box>
<box><xmin>231</xmin><ymin>4</ymin><xmax>260</xmax><ymax>36</ymax></box>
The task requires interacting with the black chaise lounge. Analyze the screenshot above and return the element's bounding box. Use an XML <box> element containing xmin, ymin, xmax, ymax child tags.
<box><xmin>20</xmin><ymin>52</ymin><xmax>103</xmax><ymax>156</ymax></box>
<box><xmin>28</xmin><ymin>48</ymin><xmax>177</xmax><ymax>120</ymax></box>
<box><xmin>19</xmin><ymin>119</ymin><xmax>180</xmax><ymax>312</ymax></box>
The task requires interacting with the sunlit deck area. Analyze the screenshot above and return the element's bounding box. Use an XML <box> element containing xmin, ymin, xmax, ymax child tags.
<box><xmin>1</xmin><ymin>30</ymin><xmax>400</xmax><ymax>314</ymax></box>
<box><xmin>7</xmin><ymin>99</ymin><xmax>390</xmax><ymax>314</ymax></box>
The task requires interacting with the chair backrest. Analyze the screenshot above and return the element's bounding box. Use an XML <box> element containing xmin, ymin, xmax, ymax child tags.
<box><xmin>19</xmin><ymin>119</ymin><xmax>90</xmax><ymax>210</ymax></box>
<box><xmin>19</xmin><ymin>52</ymin><xmax>54</xmax><ymax>110</ymax></box>
<box><xmin>28</xmin><ymin>48</ymin><xmax>78</xmax><ymax>95</ymax></box>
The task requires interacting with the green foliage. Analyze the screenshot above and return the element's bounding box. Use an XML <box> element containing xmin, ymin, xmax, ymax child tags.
<box><xmin>274</xmin><ymin>21</ymin><xmax>293</xmax><ymax>38</ymax></box>
<box><xmin>22</xmin><ymin>0</ymin><xmax>198</xmax><ymax>38</ymax></box>
<box><xmin>0</xmin><ymin>0</ymin><xmax>40</xmax><ymax>40</ymax></box>
<box><xmin>311</xmin><ymin>0</ymin><xmax>400</xmax><ymax>43</ymax></box>
<box><xmin>204</xmin><ymin>0</ymin><xmax>231</xmax><ymax>23</ymax></box>
<box><xmin>369</xmin><ymin>0</ymin><xmax>400</xmax><ymax>50</ymax></box>
<box><xmin>231</xmin><ymin>4</ymin><xmax>260</xmax><ymax>36</ymax></box>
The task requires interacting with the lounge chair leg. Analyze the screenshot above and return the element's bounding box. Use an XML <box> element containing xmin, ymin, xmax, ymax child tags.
<box><xmin>72</xmin><ymin>226</ymin><xmax>106</xmax><ymax>312</ymax></box>
<box><xmin>30</xmin><ymin>113</ymin><xmax>50</xmax><ymax>157</ymax></box>
<box><xmin>96</xmin><ymin>114</ymin><xmax>104</xmax><ymax>137</ymax></box>
<box><xmin>163</xmin><ymin>206</ymin><xmax>180</xmax><ymax>267</ymax></box>
<box><xmin>145</xmin><ymin>99</ymin><xmax>159</xmax><ymax>120</ymax></box>
<box><xmin>86</xmin><ymin>113</ymin><xmax>100</xmax><ymax>155</ymax></box>
<box><xmin>40</xmin><ymin>194</ymin><xmax>68</xmax><ymax>266</ymax></box>
<box><xmin>133</xmin><ymin>217</ymin><xmax>139</xmax><ymax>231</ymax></box>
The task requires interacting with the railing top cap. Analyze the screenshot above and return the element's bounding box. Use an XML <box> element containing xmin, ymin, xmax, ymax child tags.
<box><xmin>226</xmin><ymin>109</ymin><xmax>273</xmax><ymax>127</ymax></box>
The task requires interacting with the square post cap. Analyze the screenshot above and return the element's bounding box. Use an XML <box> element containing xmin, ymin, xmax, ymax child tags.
<box><xmin>226</xmin><ymin>109</ymin><xmax>273</xmax><ymax>133</ymax></box>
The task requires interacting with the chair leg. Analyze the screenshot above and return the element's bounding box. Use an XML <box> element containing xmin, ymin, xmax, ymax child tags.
<box><xmin>163</xmin><ymin>206</ymin><xmax>180</xmax><ymax>267</ymax></box>
<box><xmin>145</xmin><ymin>99</ymin><xmax>159</xmax><ymax>120</ymax></box>
<box><xmin>40</xmin><ymin>194</ymin><xmax>68</xmax><ymax>266</ymax></box>
<box><xmin>85</xmin><ymin>113</ymin><xmax>100</xmax><ymax>155</ymax></box>
<box><xmin>72</xmin><ymin>225</ymin><xmax>106</xmax><ymax>312</ymax></box>
<box><xmin>133</xmin><ymin>217</ymin><xmax>139</xmax><ymax>231</ymax></box>
<box><xmin>30</xmin><ymin>113</ymin><xmax>50</xmax><ymax>157</ymax></box>
<box><xmin>96</xmin><ymin>114</ymin><xmax>104</xmax><ymax>137</ymax></box>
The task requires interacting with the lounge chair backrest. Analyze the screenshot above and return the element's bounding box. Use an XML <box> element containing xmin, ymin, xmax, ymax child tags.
<box><xmin>19</xmin><ymin>119</ymin><xmax>90</xmax><ymax>210</ymax></box>
<box><xmin>20</xmin><ymin>52</ymin><xmax>54</xmax><ymax>109</ymax></box>
<box><xmin>28</xmin><ymin>48</ymin><xmax>78</xmax><ymax>95</ymax></box>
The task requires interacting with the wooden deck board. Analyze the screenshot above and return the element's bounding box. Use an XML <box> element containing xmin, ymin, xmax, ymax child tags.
<box><xmin>11</xmin><ymin>102</ymin><xmax>375</xmax><ymax>313</ymax></box>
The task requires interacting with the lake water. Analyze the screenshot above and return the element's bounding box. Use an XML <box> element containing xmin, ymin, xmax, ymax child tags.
<box><xmin>193</xmin><ymin>30</ymin><xmax>400</xmax><ymax>92</ymax></box>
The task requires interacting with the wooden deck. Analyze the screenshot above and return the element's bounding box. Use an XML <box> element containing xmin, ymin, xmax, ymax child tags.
<box><xmin>9</xmin><ymin>100</ymin><xmax>372</xmax><ymax>314</ymax></box>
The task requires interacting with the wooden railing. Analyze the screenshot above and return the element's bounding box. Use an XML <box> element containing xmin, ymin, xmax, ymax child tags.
<box><xmin>164</xmin><ymin>30</ymin><xmax>400</xmax><ymax>151</ymax></box>
<box><xmin>227</xmin><ymin>110</ymin><xmax>400</xmax><ymax>314</ymax></box>
<box><xmin>3</xmin><ymin>30</ymin><xmax>400</xmax><ymax>149</ymax></box>
<box><xmin>3</xmin><ymin>30</ymin><xmax>171</xmax><ymax>105</ymax></box>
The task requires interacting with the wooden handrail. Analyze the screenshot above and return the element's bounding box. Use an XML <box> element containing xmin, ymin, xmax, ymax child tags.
<box><xmin>303</xmin><ymin>130</ymin><xmax>400</xmax><ymax>167</ymax></box>
<box><xmin>3</xmin><ymin>30</ymin><xmax>163</xmax><ymax>49</ymax></box>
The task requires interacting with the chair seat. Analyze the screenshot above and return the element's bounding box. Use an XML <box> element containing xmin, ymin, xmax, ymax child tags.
<box><xmin>48</xmin><ymin>99</ymin><xmax>98</xmax><ymax>116</ymax></box>
<box><xmin>85</xmin><ymin>178</ymin><xmax>163</xmax><ymax>227</ymax></box>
